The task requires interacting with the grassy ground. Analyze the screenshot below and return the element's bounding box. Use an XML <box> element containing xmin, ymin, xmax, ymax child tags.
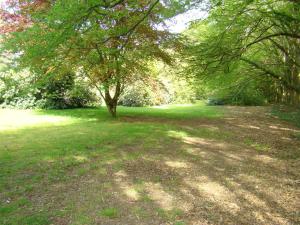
<box><xmin>0</xmin><ymin>103</ymin><xmax>299</xmax><ymax>225</ymax></box>
<box><xmin>272</xmin><ymin>105</ymin><xmax>300</xmax><ymax>128</ymax></box>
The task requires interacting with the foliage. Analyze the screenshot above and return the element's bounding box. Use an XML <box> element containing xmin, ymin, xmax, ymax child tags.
<box><xmin>0</xmin><ymin>71</ymin><xmax>38</xmax><ymax>109</ymax></box>
<box><xmin>0</xmin><ymin>0</ymin><xmax>195</xmax><ymax>116</ymax></box>
<box><xmin>67</xmin><ymin>81</ymin><xmax>98</xmax><ymax>108</ymax></box>
<box><xmin>119</xmin><ymin>62</ymin><xmax>196</xmax><ymax>107</ymax></box>
<box><xmin>184</xmin><ymin>0</ymin><xmax>300</xmax><ymax>106</ymax></box>
<box><xmin>0</xmin><ymin>70</ymin><xmax>98</xmax><ymax>109</ymax></box>
<box><xmin>119</xmin><ymin>81</ymin><xmax>155</xmax><ymax>107</ymax></box>
<box><xmin>202</xmin><ymin>65</ymin><xmax>269</xmax><ymax>106</ymax></box>
<box><xmin>39</xmin><ymin>72</ymin><xmax>76</xmax><ymax>109</ymax></box>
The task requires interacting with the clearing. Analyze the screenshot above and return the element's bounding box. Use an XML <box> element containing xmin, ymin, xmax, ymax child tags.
<box><xmin>0</xmin><ymin>103</ymin><xmax>299</xmax><ymax>225</ymax></box>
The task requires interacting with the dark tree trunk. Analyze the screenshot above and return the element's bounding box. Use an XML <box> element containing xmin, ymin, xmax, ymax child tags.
<box><xmin>103</xmin><ymin>80</ymin><xmax>122</xmax><ymax>118</ymax></box>
<box><xmin>105</xmin><ymin>98</ymin><xmax>118</xmax><ymax>118</ymax></box>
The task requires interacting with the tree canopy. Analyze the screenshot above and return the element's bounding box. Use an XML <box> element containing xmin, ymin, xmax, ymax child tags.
<box><xmin>0</xmin><ymin>0</ymin><xmax>299</xmax><ymax>114</ymax></box>
<box><xmin>185</xmin><ymin>0</ymin><xmax>300</xmax><ymax>105</ymax></box>
<box><xmin>1</xmin><ymin>0</ymin><xmax>198</xmax><ymax>116</ymax></box>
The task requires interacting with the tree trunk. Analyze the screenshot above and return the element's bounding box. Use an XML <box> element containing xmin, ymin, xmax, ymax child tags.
<box><xmin>103</xmin><ymin>80</ymin><xmax>122</xmax><ymax>118</ymax></box>
<box><xmin>105</xmin><ymin>98</ymin><xmax>117</xmax><ymax>118</ymax></box>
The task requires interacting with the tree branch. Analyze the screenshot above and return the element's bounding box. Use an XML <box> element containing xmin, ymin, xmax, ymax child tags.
<box><xmin>246</xmin><ymin>32</ymin><xmax>300</xmax><ymax>49</ymax></box>
<box><xmin>241</xmin><ymin>57</ymin><xmax>300</xmax><ymax>93</ymax></box>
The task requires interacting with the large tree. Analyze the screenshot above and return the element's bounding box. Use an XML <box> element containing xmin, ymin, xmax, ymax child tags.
<box><xmin>0</xmin><ymin>0</ymin><xmax>195</xmax><ymax>116</ymax></box>
<box><xmin>185</xmin><ymin>0</ymin><xmax>300</xmax><ymax>105</ymax></box>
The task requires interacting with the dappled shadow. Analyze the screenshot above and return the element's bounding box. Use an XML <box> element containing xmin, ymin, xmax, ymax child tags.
<box><xmin>0</xmin><ymin>106</ymin><xmax>299</xmax><ymax>224</ymax></box>
<box><xmin>121</xmin><ymin>106</ymin><xmax>300</xmax><ymax>161</ymax></box>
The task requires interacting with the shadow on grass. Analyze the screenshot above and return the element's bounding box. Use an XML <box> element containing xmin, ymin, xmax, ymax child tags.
<box><xmin>272</xmin><ymin>105</ymin><xmax>300</xmax><ymax>128</ymax></box>
<box><xmin>0</xmin><ymin>106</ymin><xmax>299</xmax><ymax>224</ymax></box>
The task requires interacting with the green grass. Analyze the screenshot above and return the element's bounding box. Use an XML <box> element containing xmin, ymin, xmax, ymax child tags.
<box><xmin>99</xmin><ymin>207</ymin><xmax>119</xmax><ymax>218</ymax></box>
<box><xmin>272</xmin><ymin>106</ymin><xmax>300</xmax><ymax>140</ymax></box>
<box><xmin>117</xmin><ymin>102</ymin><xmax>222</xmax><ymax>119</ymax></box>
<box><xmin>272</xmin><ymin>105</ymin><xmax>300</xmax><ymax>128</ymax></box>
<box><xmin>244</xmin><ymin>138</ymin><xmax>270</xmax><ymax>152</ymax></box>
<box><xmin>0</xmin><ymin>103</ymin><xmax>222</xmax><ymax>224</ymax></box>
<box><xmin>155</xmin><ymin>208</ymin><xmax>184</xmax><ymax>221</ymax></box>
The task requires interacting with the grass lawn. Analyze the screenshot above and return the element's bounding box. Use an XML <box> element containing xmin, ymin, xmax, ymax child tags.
<box><xmin>271</xmin><ymin>105</ymin><xmax>300</xmax><ymax>128</ymax></box>
<box><xmin>0</xmin><ymin>103</ymin><xmax>299</xmax><ymax>225</ymax></box>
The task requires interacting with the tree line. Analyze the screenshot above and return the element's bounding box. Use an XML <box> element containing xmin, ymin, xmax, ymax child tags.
<box><xmin>0</xmin><ymin>0</ymin><xmax>299</xmax><ymax>116</ymax></box>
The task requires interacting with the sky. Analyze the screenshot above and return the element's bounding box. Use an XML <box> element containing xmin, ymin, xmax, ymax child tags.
<box><xmin>164</xmin><ymin>9</ymin><xmax>207</xmax><ymax>33</ymax></box>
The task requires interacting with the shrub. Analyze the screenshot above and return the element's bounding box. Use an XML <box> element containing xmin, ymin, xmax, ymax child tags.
<box><xmin>38</xmin><ymin>72</ymin><xmax>75</xmax><ymax>109</ymax></box>
<box><xmin>0</xmin><ymin>71</ymin><xmax>98</xmax><ymax>109</ymax></box>
<box><xmin>119</xmin><ymin>81</ymin><xmax>153</xmax><ymax>107</ymax></box>
<box><xmin>226</xmin><ymin>83</ymin><xmax>266</xmax><ymax>106</ymax></box>
<box><xmin>67</xmin><ymin>82</ymin><xmax>98</xmax><ymax>108</ymax></box>
<box><xmin>119</xmin><ymin>77</ymin><xmax>196</xmax><ymax>107</ymax></box>
<box><xmin>0</xmin><ymin>72</ymin><xmax>38</xmax><ymax>109</ymax></box>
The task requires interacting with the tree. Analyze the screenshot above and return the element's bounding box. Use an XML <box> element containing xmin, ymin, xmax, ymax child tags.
<box><xmin>0</xmin><ymin>0</ymin><xmax>194</xmax><ymax>116</ymax></box>
<box><xmin>185</xmin><ymin>0</ymin><xmax>300</xmax><ymax>105</ymax></box>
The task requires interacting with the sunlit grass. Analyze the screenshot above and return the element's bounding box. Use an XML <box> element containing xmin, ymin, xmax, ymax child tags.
<box><xmin>99</xmin><ymin>207</ymin><xmax>119</xmax><ymax>218</ymax></box>
<box><xmin>0</xmin><ymin>104</ymin><xmax>298</xmax><ymax>224</ymax></box>
<box><xmin>0</xmin><ymin>102</ymin><xmax>221</xmax><ymax>132</ymax></box>
<box><xmin>0</xmin><ymin>103</ymin><xmax>222</xmax><ymax>224</ymax></box>
<box><xmin>0</xmin><ymin>109</ymin><xmax>83</xmax><ymax>132</ymax></box>
<box><xmin>118</xmin><ymin>101</ymin><xmax>222</xmax><ymax>119</ymax></box>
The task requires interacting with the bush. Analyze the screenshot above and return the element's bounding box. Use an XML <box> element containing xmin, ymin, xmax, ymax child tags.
<box><xmin>67</xmin><ymin>82</ymin><xmax>98</xmax><ymax>108</ymax></box>
<box><xmin>207</xmin><ymin>89</ymin><xmax>266</xmax><ymax>106</ymax></box>
<box><xmin>38</xmin><ymin>72</ymin><xmax>75</xmax><ymax>109</ymax></box>
<box><xmin>0</xmin><ymin>71</ymin><xmax>98</xmax><ymax>109</ymax></box>
<box><xmin>230</xmin><ymin>90</ymin><xmax>266</xmax><ymax>106</ymax></box>
<box><xmin>119</xmin><ymin>76</ymin><xmax>196</xmax><ymax>107</ymax></box>
<box><xmin>0</xmin><ymin>72</ymin><xmax>39</xmax><ymax>109</ymax></box>
<box><xmin>223</xmin><ymin>82</ymin><xmax>266</xmax><ymax>106</ymax></box>
<box><xmin>119</xmin><ymin>81</ymin><xmax>154</xmax><ymax>107</ymax></box>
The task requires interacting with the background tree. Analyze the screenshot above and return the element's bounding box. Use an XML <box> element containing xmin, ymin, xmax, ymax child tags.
<box><xmin>185</xmin><ymin>0</ymin><xmax>300</xmax><ymax>105</ymax></box>
<box><xmin>0</xmin><ymin>0</ymin><xmax>196</xmax><ymax>116</ymax></box>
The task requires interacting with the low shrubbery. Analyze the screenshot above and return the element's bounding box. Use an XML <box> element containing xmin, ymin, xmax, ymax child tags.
<box><xmin>119</xmin><ymin>78</ymin><xmax>196</xmax><ymax>107</ymax></box>
<box><xmin>0</xmin><ymin>72</ymin><xmax>98</xmax><ymax>109</ymax></box>
<box><xmin>208</xmin><ymin>86</ymin><xmax>266</xmax><ymax>106</ymax></box>
<box><xmin>1</xmin><ymin>69</ymin><xmax>196</xmax><ymax>109</ymax></box>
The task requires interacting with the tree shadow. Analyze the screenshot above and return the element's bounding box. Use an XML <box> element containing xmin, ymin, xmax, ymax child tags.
<box><xmin>0</xmin><ymin>106</ymin><xmax>299</xmax><ymax>224</ymax></box>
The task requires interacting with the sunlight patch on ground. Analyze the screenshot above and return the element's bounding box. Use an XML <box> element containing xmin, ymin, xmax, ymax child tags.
<box><xmin>43</xmin><ymin>156</ymin><xmax>55</xmax><ymax>163</ymax></box>
<box><xmin>252</xmin><ymin>155</ymin><xmax>277</xmax><ymax>164</ymax></box>
<box><xmin>237</xmin><ymin>124</ymin><xmax>261</xmax><ymax>130</ymax></box>
<box><xmin>224</xmin><ymin>153</ymin><xmax>243</xmax><ymax>161</ymax></box>
<box><xmin>73</xmin><ymin>155</ymin><xmax>89</xmax><ymax>163</ymax></box>
<box><xmin>145</xmin><ymin>182</ymin><xmax>193</xmax><ymax>212</ymax></box>
<box><xmin>228</xmin><ymin>182</ymin><xmax>290</xmax><ymax>224</ymax></box>
<box><xmin>124</xmin><ymin>187</ymin><xmax>140</xmax><ymax>201</ymax></box>
<box><xmin>185</xmin><ymin>177</ymin><xmax>240</xmax><ymax>213</ymax></box>
<box><xmin>183</xmin><ymin>136</ymin><xmax>228</xmax><ymax>149</ymax></box>
<box><xmin>269</xmin><ymin>125</ymin><xmax>299</xmax><ymax>132</ymax></box>
<box><xmin>0</xmin><ymin>109</ymin><xmax>76</xmax><ymax>131</ymax></box>
<box><xmin>114</xmin><ymin>170</ymin><xmax>140</xmax><ymax>201</ymax></box>
<box><xmin>165</xmin><ymin>160</ymin><xmax>190</xmax><ymax>168</ymax></box>
<box><xmin>167</xmin><ymin>130</ymin><xmax>188</xmax><ymax>139</ymax></box>
<box><xmin>186</xmin><ymin>147</ymin><xmax>208</xmax><ymax>157</ymax></box>
<box><xmin>145</xmin><ymin>182</ymin><xmax>175</xmax><ymax>210</ymax></box>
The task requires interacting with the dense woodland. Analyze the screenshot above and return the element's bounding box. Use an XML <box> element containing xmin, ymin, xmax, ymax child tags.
<box><xmin>0</xmin><ymin>0</ymin><xmax>299</xmax><ymax>115</ymax></box>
